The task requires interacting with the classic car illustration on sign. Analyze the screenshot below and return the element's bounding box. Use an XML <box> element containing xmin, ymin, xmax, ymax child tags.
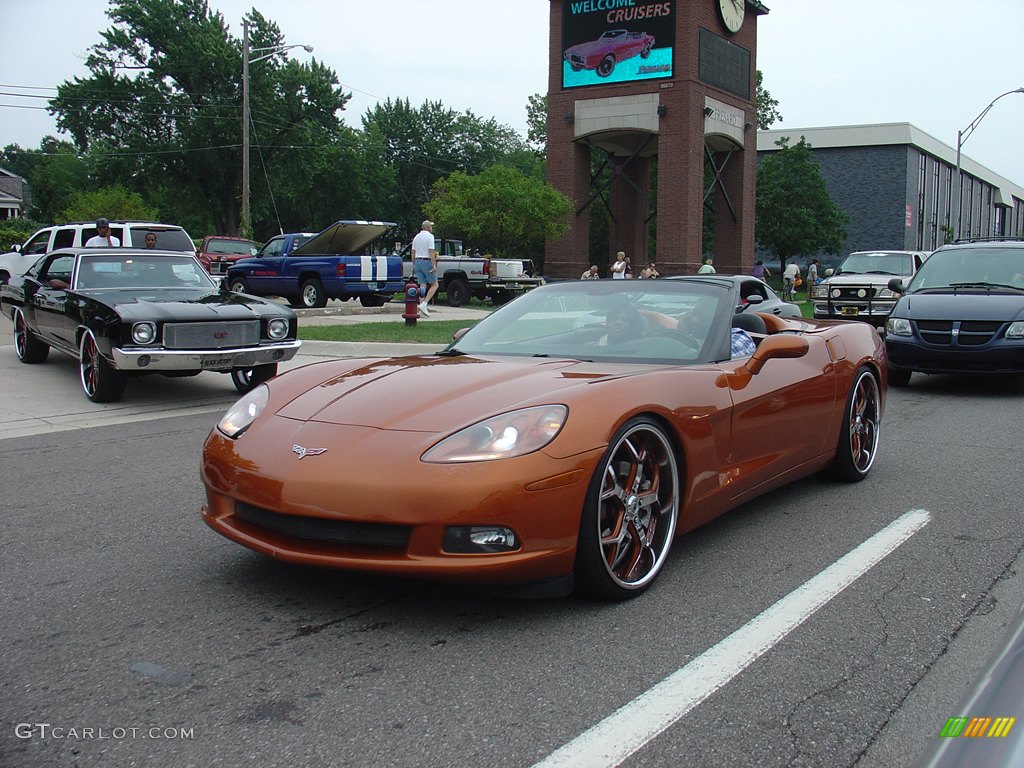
<box><xmin>202</xmin><ymin>279</ymin><xmax>885</xmax><ymax>601</ymax></box>
<box><xmin>564</xmin><ymin>29</ymin><xmax>655</xmax><ymax>77</ymax></box>
<box><xmin>0</xmin><ymin>248</ymin><xmax>300</xmax><ymax>402</ymax></box>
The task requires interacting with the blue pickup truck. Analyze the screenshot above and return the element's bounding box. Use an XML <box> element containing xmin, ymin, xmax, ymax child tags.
<box><xmin>225</xmin><ymin>220</ymin><xmax>404</xmax><ymax>308</ymax></box>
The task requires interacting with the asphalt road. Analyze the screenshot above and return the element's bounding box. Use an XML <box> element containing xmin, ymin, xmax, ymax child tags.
<box><xmin>1</xmin><ymin>317</ymin><xmax>1023</xmax><ymax>768</ymax></box>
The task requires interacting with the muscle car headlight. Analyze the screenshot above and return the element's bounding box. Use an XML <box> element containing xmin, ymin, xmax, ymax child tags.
<box><xmin>887</xmin><ymin>317</ymin><xmax>912</xmax><ymax>336</ymax></box>
<box><xmin>1007</xmin><ymin>321</ymin><xmax>1024</xmax><ymax>339</ymax></box>
<box><xmin>131</xmin><ymin>322</ymin><xmax>157</xmax><ymax>344</ymax></box>
<box><xmin>267</xmin><ymin>318</ymin><xmax>289</xmax><ymax>340</ymax></box>
<box><xmin>422</xmin><ymin>405</ymin><xmax>567</xmax><ymax>463</ymax></box>
<box><xmin>217</xmin><ymin>385</ymin><xmax>269</xmax><ymax>439</ymax></box>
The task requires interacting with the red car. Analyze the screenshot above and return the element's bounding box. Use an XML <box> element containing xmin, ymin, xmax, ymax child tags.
<box><xmin>565</xmin><ymin>29</ymin><xmax>655</xmax><ymax>77</ymax></box>
<box><xmin>201</xmin><ymin>279</ymin><xmax>886</xmax><ymax>601</ymax></box>
<box><xmin>196</xmin><ymin>235</ymin><xmax>258</xmax><ymax>276</ymax></box>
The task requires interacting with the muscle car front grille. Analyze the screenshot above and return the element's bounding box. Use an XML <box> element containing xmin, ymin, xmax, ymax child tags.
<box><xmin>163</xmin><ymin>321</ymin><xmax>259</xmax><ymax>349</ymax></box>
<box><xmin>235</xmin><ymin>502</ymin><xmax>411</xmax><ymax>549</ymax></box>
<box><xmin>914</xmin><ymin>319</ymin><xmax>1000</xmax><ymax>346</ymax></box>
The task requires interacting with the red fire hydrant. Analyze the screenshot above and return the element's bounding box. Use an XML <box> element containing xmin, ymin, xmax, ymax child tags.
<box><xmin>402</xmin><ymin>279</ymin><xmax>420</xmax><ymax>326</ymax></box>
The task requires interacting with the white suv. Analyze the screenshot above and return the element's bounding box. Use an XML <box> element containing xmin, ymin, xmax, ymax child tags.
<box><xmin>0</xmin><ymin>220</ymin><xmax>195</xmax><ymax>283</ymax></box>
<box><xmin>811</xmin><ymin>249</ymin><xmax>930</xmax><ymax>327</ymax></box>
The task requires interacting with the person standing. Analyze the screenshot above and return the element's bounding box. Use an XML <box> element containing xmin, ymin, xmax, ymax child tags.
<box><xmin>611</xmin><ymin>251</ymin><xmax>627</xmax><ymax>279</ymax></box>
<box><xmin>806</xmin><ymin>259</ymin><xmax>820</xmax><ymax>298</ymax></box>
<box><xmin>411</xmin><ymin>219</ymin><xmax>438</xmax><ymax>316</ymax></box>
<box><xmin>783</xmin><ymin>261</ymin><xmax>801</xmax><ymax>300</ymax></box>
<box><xmin>85</xmin><ymin>218</ymin><xmax>121</xmax><ymax>247</ymax></box>
<box><xmin>751</xmin><ymin>260</ymin><xmax>770</xmax><ymax>280</ymax></box>
<box><xmin>698</xmin><ymin>257</ymin><xmax>715</xmax><ymax>274</ymax></box>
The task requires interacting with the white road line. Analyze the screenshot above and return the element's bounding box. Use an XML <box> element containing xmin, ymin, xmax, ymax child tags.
<box><xmin>534</xmin><ymin>509</ymin><xmax>933</xmax><ymax>768</ymax></box>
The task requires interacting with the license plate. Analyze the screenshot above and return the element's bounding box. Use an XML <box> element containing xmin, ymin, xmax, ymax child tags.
<box><xmin>840</xmin><ymin>307</ymin><xmax>859</xmax><ymax>316</ymax></box>
<box><xmin>200</xmin><ymin>356</ymin><xmax>234</xmax><ymax>369</ymax></box>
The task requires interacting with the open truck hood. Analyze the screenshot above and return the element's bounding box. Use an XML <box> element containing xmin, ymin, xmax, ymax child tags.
<box><xmin>292</xmin><ymin>220</ymin><xmax>396</xmax><ymax>256</ymax></box>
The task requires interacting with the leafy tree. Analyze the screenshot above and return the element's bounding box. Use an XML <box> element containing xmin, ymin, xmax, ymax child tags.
<box><xmin>755</xmin><ymin>137</ymin><xmax>848</xmax><ymax>267</ymax></box>
<box><xmin>362</xmin><ymin>98</ymin><xmax>530</xmax><ymax>239</ymax></box>
<box><xmin>526</xmin><ymin>93</ymin><xmax>548</xmax><ymax>152</ymax></box>
<box><xmin>755</xmin><ymin>71</ymin><xmax>782</xmax><ymax>130</ymax></box>
<box><xmin>60</xmin><ymin>186</ymin><xmax>157</xmax><ymax>223</ymax></box>
<box><xmin>48</xmin><ymin>0</ymin><xmax>349</xmax><ymax>237</ymax></box>
<box><xmin>1</xmin><ymin>138</ymin><xmax>89</xmax><ymax>222</ymax></box>
<box><xmin>424</xmin><ymin>164</ymin><xmax>572</xmax><ymax>265</ymax></box>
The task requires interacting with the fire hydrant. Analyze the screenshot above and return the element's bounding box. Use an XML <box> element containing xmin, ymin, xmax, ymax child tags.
<box><xmin>402</xmin><ymin>279</ymin><xmax>420</xmax><ymax>326</ymax></box>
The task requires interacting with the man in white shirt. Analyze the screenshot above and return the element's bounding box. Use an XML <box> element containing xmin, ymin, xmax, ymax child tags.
<box><xmin>84</xmin><ymin>218</ymin><xmax>121</xmax><ymax>247</ymax></box>
<box><xmin>411</xmin><ymin>219</ymin><xmax>438</xmax><ymax>316</ymax></box>
<box><xmin>783</xmin><ymin>261</ymin><xmax>801</xmax><ymax>300</ymax></box>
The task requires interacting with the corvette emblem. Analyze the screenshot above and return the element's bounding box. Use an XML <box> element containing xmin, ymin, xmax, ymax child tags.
<box><xmin>292</xmin><ymin>445</ymin><xmax>327</xmax><ymax>459</ymax></box>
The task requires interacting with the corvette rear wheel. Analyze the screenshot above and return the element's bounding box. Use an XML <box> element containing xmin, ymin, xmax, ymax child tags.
<box><xmin>80</xmin><ymin>330</ymin><xmax>127</xmax><ymax>403</ymax></box>
<box><xmin>14</xmin><ymin>309</ymin><xmax>50</xmax><ymax>363</ymax></box>
<box><xmin>231</xmin><ymin>363</ymin><xmax>278</xmax><ymax>393</ymax></box>
<box><xmin>829</xmin><ymin>366</ymin><xmax>880</xmax><ymax>482</ymax></box>
<box><xmin>575</xmin><ymin>417</ymin><xmax>679</xmax><ymax>600</ymax></box>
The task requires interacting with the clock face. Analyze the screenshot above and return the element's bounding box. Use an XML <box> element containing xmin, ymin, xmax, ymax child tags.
<box><xmin>718</xmin><ymin>0</ymin><xmax>744</xmax><ymax>33</ymax></box>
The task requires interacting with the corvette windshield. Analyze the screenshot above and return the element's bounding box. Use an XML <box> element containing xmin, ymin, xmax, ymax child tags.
<box><xmin>445</xmin><ymin>281</ymin><xmax>730</xmax><ymax>364</ymax></box>
<box><xmin>75</xmin><ymin>254</ymin><xmax>217</xmax><ymax>290</ymax></box>
<box><xmin>907</xmin><ymin>247</ymin><xmax>1024</xmax><ymax>291</ymax></box>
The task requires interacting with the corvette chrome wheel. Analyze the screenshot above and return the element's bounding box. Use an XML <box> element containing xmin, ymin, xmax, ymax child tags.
<box><xmin>830</xmin><ymin>367</ymin><xmax>880</xmax><ymax>482</ymax></box>
<box><xmin>576</xmin><ymin>417</ymin><xmax>679</xmax><ymax>600</ymax></box>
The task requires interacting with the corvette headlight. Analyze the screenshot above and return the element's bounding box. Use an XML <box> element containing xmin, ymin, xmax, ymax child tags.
<box><xmin>887</xmin><ymin>317</ymin><xmax>912</xmax><ymax>337</ymax></box>
<box><xmin>267</xmin><ymin>318</ymin><xmax>289</xmax><ymax>340</ymax></box>
<box><xmin>422</xmin><ymin>405</ymin><xmax>568</xmax><ymax>463</ymax></box>
<box><xmin>1007</xmin><ymin>321</ymin><xmax>1024</xmax><ymax>339</ymax></box>
<box><xmin>131</xmin><ymin>321</ymin><xmax>157</xmax><ymax>344</ymax></box>
<box><xmin>217</xmin><ymin>384</ymin><xmax>268</xmax><ymax>438</ymax></box>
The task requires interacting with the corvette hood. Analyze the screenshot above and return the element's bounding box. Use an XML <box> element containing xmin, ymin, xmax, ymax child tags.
<box><xmin>900</xmin><ymin>292</ymin><xmax>1024</xmax><ymax>322</ymax></box>
<box><xmin>276</xmin><ymin>355</ymin><xmax>656</xmax><ymax>432</ymax></box>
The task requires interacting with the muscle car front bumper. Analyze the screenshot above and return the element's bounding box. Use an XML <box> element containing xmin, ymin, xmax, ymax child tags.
<box><xmin>111</xmin><ymin>340</ymin><xmax>301</xmax><ymax>371</ymax></box>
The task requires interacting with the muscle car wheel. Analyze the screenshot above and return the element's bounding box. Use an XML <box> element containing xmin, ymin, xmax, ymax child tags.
<box><xmin>14</xmin><ymin>309</ymin><xmax>50</xmax><ymax>363</ymax></box>
<box><xmin>446</xmin><ymin>279</ymin><xmax>470</xmax><ymax>307</ymax></box>
<box><xmin>231</xmin><ymin>363</ymin><xmax>278</xmax><ymax>394</ymax></box>
<box><xmin>575</xmin><ymin>417</ymin><xmax>679</xmax><ymax>600</ymax></box>
<box><xmin>228</xmin><ymin>277</ymin><xmax>248</xmax><ymax>294</ymax></box>
<box><xmin>300</xmin><ymin>278</ymin><xmax>327</xmax><ymax>308</ymax></box>
<box><xmin>79</xmin><ymin>331</ymin><xmax>127</xmax><ymax>403</ymax></box>
<box><xmin>829</xmin><ymin>367</ymin><xmax>880</xmax><ymax>482</ymax></box>
<box><xmin>596</xmin><ymin>54</ymin><xmax>616</xmax><ymax>77</ymax></box>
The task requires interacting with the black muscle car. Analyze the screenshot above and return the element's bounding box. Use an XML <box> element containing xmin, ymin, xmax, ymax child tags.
<box><xmin>0</xmin><ymin>247</ymin><xmax>301</xmax><ymax>402</ymax></box>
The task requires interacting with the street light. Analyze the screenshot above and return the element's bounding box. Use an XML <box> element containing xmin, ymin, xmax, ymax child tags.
<box><xmin>241</xmin><ymin>19</ymin><xmax>313</xmax><ymax>236</ymax></box>
<box><xmin>952</xmin><ymin>87</ymin><xmax>1024</xmax><ymax>241</ymax></box>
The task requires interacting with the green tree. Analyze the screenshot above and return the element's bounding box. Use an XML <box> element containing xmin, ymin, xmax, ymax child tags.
<box><xmin>424</xmin><ymin>164</ymin><xmax>572</xmax><ymax>266</ymax></box>
<box><xmin>60</xmin><ymin>186</ymin><xmax>157</xmax><ymax>222</ymax></box>
<box><xmin>1</xmin><ymin>138</ymin><xmax>89</xmax><ymax>222</ymax></box>
<box><xmin>48</xmin><ymin>0</ymin><xmax>349</xmax><ymax>237</ymax></box>
<box><xmin>526</xmin><ymin>93</ymin><xmax>548</xmax><ymax>153</ymax></box>
<box><xmin>755</xmin><ymin>137</ymin><xmax>848</xmax><ymax>268</ymax></box>
<box><xmin>755</xmin><ymin>71</ymin><xmax>782</xmax><ymax>130</ymax></box>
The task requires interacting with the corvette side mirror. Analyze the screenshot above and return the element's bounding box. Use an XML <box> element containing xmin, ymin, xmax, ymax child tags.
<box><xmin>716</xmin><ymin>334</ymin><xmax>810</xmax><ymax>389</ymax></box>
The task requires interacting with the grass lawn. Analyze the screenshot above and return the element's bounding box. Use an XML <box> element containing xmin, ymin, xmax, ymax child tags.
<box><xmin>299</xmin><ymin>320</ymin><xmax>478</xmax><ymax>344</ymax></box>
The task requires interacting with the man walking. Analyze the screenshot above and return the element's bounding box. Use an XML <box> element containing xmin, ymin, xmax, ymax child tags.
<box><xmin>411</xmin><ymin>219</ymin><xmax>439</xmax><ymax>316</ymax></box>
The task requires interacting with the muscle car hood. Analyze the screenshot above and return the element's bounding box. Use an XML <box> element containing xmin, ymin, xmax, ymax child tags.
<box><xmin>292</xmin><ymin>220</ymin><xmax>396</xmax><ymax>256</ymax></box>
<box><xmin>899</xmin><ymin>292</ymin><xmax>1024</xmax><ymax>321</ymax></box>
<box><xmin>86</xmin><ymin>288</ymin><xmax>294</xmax><ymax>321</ymax></box>
<box><xmin>275</xmin><ymin>355</ymin><xmax>663</xmax><ymax>432</ymax></box>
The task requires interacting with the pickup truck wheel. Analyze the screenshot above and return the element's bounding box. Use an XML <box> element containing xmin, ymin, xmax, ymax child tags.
<box><xmin>359</xmin><ymin>294</ymin><xmax>388</xmax><ymax>308</ymax></box>
<box><xmin>228</xmin><ymin>277</ymin><xmax>248</xmax><ymax>294</ymax></box>
<box><xmin>446</xmin><ymin>278</ymin><xmax>470</xmax><ymax>307</ymax></box>
<box><xmin>231</xmin><ymin>363</ymin><xmax>278</xmax><ymax>393</ymax></box>
<box><xmin>14</xmin><ymin>309</ymin><xmax>50</xmax><ymax>364</ymax></box>
<box><xmin>300</xmin><ymin>278</ymin><xmax>327</xmax><ymax>308</ymax></box>
<box><xmin>80</xmin><ymin>330</ymin><xmax>127</xmax><ymax>403</ymax></box>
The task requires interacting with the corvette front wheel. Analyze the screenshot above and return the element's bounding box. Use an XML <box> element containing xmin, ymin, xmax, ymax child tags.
<box><xmin>828</xmin><ymin>366</ymin><xmax>881</xmax><ymax>482</ymax></box>
<box><xmin>575</xmin><ymin>417</ymin><xmax>679</xmax><ymax>600</ymax></box>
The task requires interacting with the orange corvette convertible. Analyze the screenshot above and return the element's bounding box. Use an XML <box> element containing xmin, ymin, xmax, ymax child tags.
<box><xmin>201</xmin><ymin>278</ymin><xmax>886</xmax><ymax>600</ymax></box>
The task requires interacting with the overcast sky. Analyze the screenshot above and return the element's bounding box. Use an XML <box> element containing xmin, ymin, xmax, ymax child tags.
<box><xmin>2</xmin><ymin>0</ymin><xmax>1023</xmax><ymax>186</ymax></box>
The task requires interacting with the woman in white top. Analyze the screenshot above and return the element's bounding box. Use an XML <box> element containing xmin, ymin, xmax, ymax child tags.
<box><xmin>611</xmin><ymin>251</ymin><xmax>627</xmax><ymax>279</ymax></box>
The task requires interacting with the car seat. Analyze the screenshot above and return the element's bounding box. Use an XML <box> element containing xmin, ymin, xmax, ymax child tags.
<box><xmin>732</xmin><ymin>311</ymin><xmax>768</xmax><ymax>336</ymax></box>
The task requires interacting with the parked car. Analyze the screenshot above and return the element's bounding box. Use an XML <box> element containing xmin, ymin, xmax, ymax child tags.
<box><xmin>0</xmin><ymin>220</ymin><xmax>195</xmax><ymax>284</ymax></box>
<box><xmin>669</xmin><ymin>274</ymin><xmax>803</xmax><ymax>317</ymax></box>
<box><xmin>884</xmin><ymin>238</ymin><xmax>1024</xmax><ymax>386</ymax></box>
<box><xmin>196</xmin><ymin>235</ymin><xmax>258</xmax><ymax>276</ymax></box>
<box><xmin>564</xmin><ymin>29</ymin><xmax>655</xmax><ymax>78</ymax></box>
<box><xmin>0</xmin><ymin>247</ymin><xmax>300</xmax><ymax>402</ymax></box>
<box><xmin>811</xmin><ymin>250</ymin><xmax>930</xmax><ymax>326</ymax></box>
<box><xmin>201</xmin><ymin>278</ymin><xmax>885</xmax><ymax>601</ymax></box>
